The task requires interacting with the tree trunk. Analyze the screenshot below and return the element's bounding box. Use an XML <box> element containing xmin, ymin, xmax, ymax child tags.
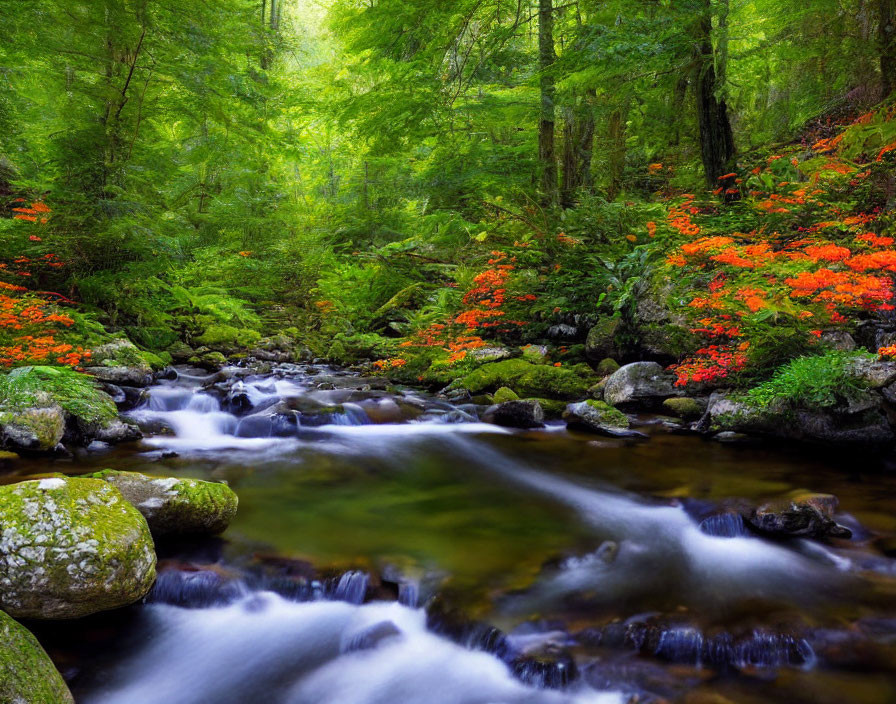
<box><xmin>607</xmin><ymin>105</ymin><xmax>628</xmax><ymax>201</ymax></box>
<box><xmin>882</xmin><ymin>0</ymin><xmax>896</xmax><ymax>98</ymax></box>
<box><xmin>695</xmin><ymin>2</ymin><xmax>735</xmax><ymax>187</ymax></box>
<box><xmin>560</xmin><ymin>93</ymin><xmax>596</xmax><ymax>207</ymax></box>
<box><xmin>538</xmin><ymin>0</ymin><xmax>557</xmax><ymax>205</ymax></box>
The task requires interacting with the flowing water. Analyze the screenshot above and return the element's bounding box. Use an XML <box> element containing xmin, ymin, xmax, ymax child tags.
<box><xmin>11</xmin><ymin>363</ymin><xmax>896</xmax><ymax>704</ymax></box>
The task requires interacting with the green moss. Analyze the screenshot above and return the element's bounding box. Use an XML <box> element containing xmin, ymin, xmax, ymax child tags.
<box><xmin>492</xmin><ymin>386</ymin><xmax>520</xmax><ymax>403</ymax></box>
<box><xmin>455</xmin><ymin>359</ymin><xmax>595</xmax><ymax>400</ymax></box>
<box><xmin>0</xmin><ymin>366</ymin><xmax>116</xmax><ymax>425</ymax></box>
<box><xmin>89</xmin><ymin>470</ymin><xmax>238</xmax><ymax>536</ymax></box>
<box><xmin>140</xmin><ymin>350</ymin><xmax>168</xmax><ymax>371</ymax></box>
<box><xmin>327</xmin><ymin>339</ymin><xmax>348</xmax><ymax>364</ymax></box>
<box><xmin>662</xmin><ymin>397</ymin><xmax>704</xmax><ymax>420</ymax></box>
<box><xmin>92</xmin><ymin>339</ymin><xmax>148</xmax><ymax>368</ymax></box>
<box><xmin>596</xmin><ymin>358</ymin><xmax>621</xmax><ymax>376</ymax></box>
<box><xmin>584</xmin><ymin>399</ymin><xmax>629</xmax><ymax>428</ymax></box>
<box><xmin>525</xmin><ymin>398</ymin><xmax>567</xmax><ymax>418</ymax></box>
<box><xmin>0</xmin><ymin>478</ymin><xmax>156</xmax><ymax>619</ymax></box>
<box><xmin>0</xmin><ymin>610</ymin><xmax>73</xmax><ymax>703</ymax></box>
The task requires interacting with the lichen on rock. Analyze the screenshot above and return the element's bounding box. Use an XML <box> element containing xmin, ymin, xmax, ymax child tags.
<box><xmin>0</xmin><ymin>478</ymin><xmax>156</xmax><ymax>619</ymax></box>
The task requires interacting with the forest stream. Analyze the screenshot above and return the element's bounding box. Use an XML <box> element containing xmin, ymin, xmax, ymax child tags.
<box><xmin>8</xmin><ymin>363</ymin><xmax>896</xmax><ymax>704</ymax></box>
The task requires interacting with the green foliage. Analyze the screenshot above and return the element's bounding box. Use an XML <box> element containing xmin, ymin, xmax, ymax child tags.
<box><xmin>743</xmin><ymin>351</ymin><xmax>872</xmax><ymax>410</ymax></box>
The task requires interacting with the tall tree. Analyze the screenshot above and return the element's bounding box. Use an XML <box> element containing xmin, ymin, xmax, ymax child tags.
<box><xmin>538</xmin><ymin>0</ymin><xmax>558</xmax><ymax>204</ymax></box>
<box><xmin>882</xmin><ymin>0</ymin><xmax>896</xmax><ymax>98</ymax></box>
<box><xmin>694</xmin><ymin>0</ymin><xmax>735</xmax><ymax>186</ymax></box>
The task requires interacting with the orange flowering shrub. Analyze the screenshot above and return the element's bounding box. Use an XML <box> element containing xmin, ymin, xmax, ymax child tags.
<box><xmin>666</xmin><ymin>103</ymin><xmax>896</xmax><ymax>386</ymax></box>
<box><xmin>1</xmin><ymin>198</ymin><xmax>89</xmax><ymax>369</ymax></box>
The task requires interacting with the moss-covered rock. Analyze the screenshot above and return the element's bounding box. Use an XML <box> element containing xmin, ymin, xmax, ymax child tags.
<box><xmin>188</xmin><ymin>349</ymin><xmax>228</xmax><ymax>370</ymax></box>
<box><xmin>0</xmin><ymin>609</ymin><xmax>74</xmax><ymax>703</ymax></box>
<box><xmin>166</xmin><ymin>340</ymin><xmax>196</xmax><ymax>362</ymax></box>
<box><xmin>526</xmin><ymin>398</ymin><xmax>568</xmax><ymax>418</ymax></box>
<box><xmin>0</xmin><ymin>367</ymin><xmax>129</xmax><ymax>451</ymax></box>
<box><xmin>492</xmin><ymin>386</ymin><xmax>520</xmax><ymax>404</ymax></box>
<box><xmin>585</xmin><ymin>318</ymin><xmax>620</xmax><ymax>361</ymax></box>
<box><xmin>0</xmin><ymin>403</ymin><xmax>65</xmax><ymax>452</ymax></box>
<box><xmin>0</xmin><ymin>478</ymin><xmax>156</xmax><ymax>619</ymax></box>
<box><xmin>595</xmin><ymin>358</ymin><xmax>621</xmax><ymax>376</ymax></box>
<box><xmin>140</xmin><ymin>350</ymin><xmax>169</xmax><ymax>371</ymax></box>
<box><xmin>85</xmin><ymin>339</ymin><xmax>153</xmax><ymax>386</ymax></box>
<box><xmin>563</xmin><ymin>400</ymin><xmax>645</xmax><ymax>438</ymax></box>
<box><xmin>88</xmin><ymin>470</ymin><xmax>238</xmax><ymax>537</ymax></box>
<box><xmin>455</xmin><ymin>359</ymin><xmax>595</xmax><ymax>400</ymax></box>
<box><xmin>520</xmin><ymin>345</ymin><xmax>550</xmax><ymax>364</ymax></box>
<box><xmin>662</xmin><ymin>397</ymin><xmax>705</xmax><ymax>420</ymax></box>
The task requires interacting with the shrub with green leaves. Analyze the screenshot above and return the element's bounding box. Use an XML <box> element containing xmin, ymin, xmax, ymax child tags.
<box><xmin>742</xmin><ymin>351</ymin><xmax>872</xmax><ymax>410</ymax></box>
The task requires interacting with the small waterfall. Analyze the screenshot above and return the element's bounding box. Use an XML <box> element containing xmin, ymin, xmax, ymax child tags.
<box><xmin>330</xmin><ymin>571</ymin><xmax>369</xmax><ymax>605</ymax></box>
<box><xmin>698</xmin><ymin>512</ymin><xmax>747</xmax><ymax>538</ymax></box>
<box><xmin>81</xmin><ymin>595</ymin><xmax>622</xmax><ymax>704</ymax></box>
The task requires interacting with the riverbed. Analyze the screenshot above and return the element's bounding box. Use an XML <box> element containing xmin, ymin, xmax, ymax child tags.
<box><xmin>10</xmin><ymin>363</ymin><xmax>896</xmax><ymax>704</ymax></box>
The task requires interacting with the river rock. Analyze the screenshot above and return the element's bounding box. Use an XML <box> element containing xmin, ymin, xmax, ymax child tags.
<box><xmin>492</xmin><ymin>386</ymin><xmax>520</xmax><ymax>404</ymax></box>
<box><xmin>748</xmin><ymin>493</ymin><xmax>852</xmax><ymax>540</ymax></box>
<box><xmin>89</xmin><ymin>470</ymin><xmax>238</xmax><ymax>537</ymax></box>
<box><xmin>0</xmin><ymin>609</ymin><xmax>74</xmax><ymax>703</ymax></box>
<box><xmin>0</xmin><ymin>399</ymin><xmax>65</xmax><ymax>452</ymax></box>
<box><xmin>563</xmin><ymin>400</ymin><xmax>646</xmax><ymax>438</ymax></box>
<box><xmin>662</xmin><ymin>397</ymin><xmax>706</xmax><ymax>420</ymax></box>
<box><xmin>85</xmin><ymin>339</ymin><xmax>153</xmax><ymax>387</ymax></box>
<box><xmin>585</xmin><ymin>318</ymin><xmax>620</xmax><ymax>361</ymax></box>
<box><xmin>482</xmin><ymin>400</ymin><xmax>545</xmax><ymax>429</ymax></box>
<box><xmin>603</xmin><ymin>362</ymin><xmax>681</xmax><ymax>407</ymax></box>
<box><xmin>706</xmin><ymin>393</ymin><xmax>895</xmax><ymax>447</ymax></box>
<box><xmin>0</xmin><ymin>478</ymin><xmax>156</xmax><ymax>619</ymax></box>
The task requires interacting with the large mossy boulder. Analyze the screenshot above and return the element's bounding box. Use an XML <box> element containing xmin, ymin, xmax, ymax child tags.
<box><xmin>84</xmin><ymin>339</ymin><xmax>153</xmax><ymax>387</ymax></box>
<box><xmin>563</xmin><ymin>400</ymin><xmax>645</xmax><ymax>438</ymax></box>
<box><xmin>88</xmin><ymin>470</ymin><xmax>238</xmax><ymax>537</ymax></box>
<box><xmin>0</xmin><ymin>367</ymin><xmax>135</xmax><ymax>452</ymax></box>
<box><xmin>0</xmin><ymin>478</ymin><xmax>156</xmax><ymax>619</ymax></box>
<box><xmin>455</xmin><ymin>360</ymin><xmax>595</xmax><ymax>400</ymax></box>
<box><xmin>603</xmin><ymin>362</ymin><xmax>681</xmax><ymax>408</ymax></box>
<box><xmin>0</xmin><ymin>609</ymin><xmax>74</xmax><ymax>703</ymax></box>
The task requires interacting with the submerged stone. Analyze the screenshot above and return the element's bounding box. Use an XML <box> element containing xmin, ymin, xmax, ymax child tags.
<box><xmin>0</xmin><ymin>609</ymin><xmax>74</xmax><ymax>703</ymax></box>
<box><xmin>0</xmin><ymin>478</ymin><xmax>156</xmax><ymax>619</ymax></box>
<box><xmin>88</xmin><ymin>470</ymin><xmax>238</xmax><ymax>537</ymax></box>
